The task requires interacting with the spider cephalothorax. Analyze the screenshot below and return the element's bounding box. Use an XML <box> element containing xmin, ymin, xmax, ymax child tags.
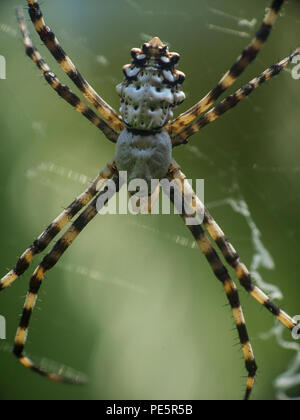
<box><xmin>116</xmin><ymin>37</ymin><xmax>186</xmax><ymax>131</ymax></box>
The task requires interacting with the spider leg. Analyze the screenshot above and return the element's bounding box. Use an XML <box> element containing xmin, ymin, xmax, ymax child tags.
<box><xmin>0</xmin><ymin>162</ymin><xmax>116</xmax><ymax>292</ymax></box>
<box><xmin>168</xmin><ymin>0</ymin><xmax>286</xmax><ymax>135</ymax></box>
<box><xmin>163</xmin><ymin>170</ymin><xmax>257</xmax><ymax>400</ymax></box>
<box><xmin>16</xmin><ymin>8</ymin><xmax>119</xmax><ymax>143</ymax></box>
<box><xmin>169</xmin><ymin>162</ymin><xmax>298</xmax><ymax>331</ymax></box>
<box><xmin>172</xmin><ymin>49</ymin><xmax>300</xmax><ymax>146</ymax></box>
<box><xmin>26</xmin><ymin>0</ymin><xmax>125</xmax><ymax>132</ymax></box>
<box><xmin>13</xmin><ymin>173</ymin><xmax>122</xmax><ymax>384</ymax></box>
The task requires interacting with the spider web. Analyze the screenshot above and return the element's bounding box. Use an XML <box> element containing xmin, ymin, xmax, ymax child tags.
<box><xmin>0</xmin><ymin>0</ymin><xmax>300</xmax><ymax>400</ymax></box>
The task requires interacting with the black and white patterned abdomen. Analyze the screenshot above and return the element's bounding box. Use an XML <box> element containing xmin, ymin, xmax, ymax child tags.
<box><xmin>115</xmin><ymin>129</ymin><xmax>172</xmax><ymax>188</ymax></box>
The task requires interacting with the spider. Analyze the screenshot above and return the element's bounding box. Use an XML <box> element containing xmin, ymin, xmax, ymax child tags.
<box><xmin>1</xmin><ymin>0</ymin><xmax>299</xmax><ymax>400</ymax></box>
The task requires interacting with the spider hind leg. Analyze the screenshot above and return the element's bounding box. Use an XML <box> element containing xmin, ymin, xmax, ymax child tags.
<box><xmin>170</xmin><ymin>164</ymin><xmax>298</xmax><ymax>331</ymax></box>
<box><xmin>13</xmin><ymin>173</ymin><xmax>122</xmax><ymax>384</ymax></box>
<box><xmin>0</xmin><ymin>163</ymin><xmax>115</xmax><ymax>292</ymax></box>
<box><xmin>163</xmin><ymin>168</ymin><xmax>257</xmax><ymax>400</ymax></box>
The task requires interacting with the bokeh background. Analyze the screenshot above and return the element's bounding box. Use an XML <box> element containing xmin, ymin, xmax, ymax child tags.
<box><xmin>0</xmin><ymin>0</ymin><xmax>300</xmax><ymax>400</ymax></box>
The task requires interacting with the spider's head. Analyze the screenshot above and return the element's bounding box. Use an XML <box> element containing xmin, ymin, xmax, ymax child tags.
<box><xmin>116</xmin><ymin>37</ymin><xmax>186</xmax><ymax>131</ymax></box>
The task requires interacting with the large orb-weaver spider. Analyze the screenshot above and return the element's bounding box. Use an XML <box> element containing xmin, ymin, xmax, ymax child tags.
<box><xmin>1</xmin><ymin>0</ymin><xmax>300</xmax><ymax>400</ymax></box>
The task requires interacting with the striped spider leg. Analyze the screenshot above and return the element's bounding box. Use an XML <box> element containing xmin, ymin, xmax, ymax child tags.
<box><xmin>26</xmin><ymin>0</ymin><xmax>125</xmax><ymax>132</ymax></box>
<box><xmin>171</xmin><ymin>48</ymin><xmax>300</xmax><ymax>146</ymax></box>
<box><xmin>167</xmin><ymin>0</ymin><xmax>286</xmax><ymax>136</ymax></box>
<box><xmin>13</xmin><ymin>172</ymin><xmax>122</xmax><ymax>384</ymax></box>
<box><xmin>16</xmin><ymin>8</ymin><xmax>118</xmax><ymax>143</ymax></box>
<box><xmin>0</xmin><ymin>161</ymin><xmax>116</xmax><ymax>292</ymax></box>
<box><xmin>166</xmin><ymin>161</ymin><xmax>298</xmax><ymax>400</ymax></box>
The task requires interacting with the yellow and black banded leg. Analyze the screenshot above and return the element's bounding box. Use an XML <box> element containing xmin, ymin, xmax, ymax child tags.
<box><xmin>16</xmin><ymin>8</ymin><xmax>118</xmax><ymax>143</ymax></box>
<box><xmin>26</xmin><ymin>0</ymin><xmax>124</xmax><ymax>132</ymax></box>
<box><xmin>13</xmin><ymin>173</ymin><xmax>122</xmax><ymax>384</ymax></box>
<box><xmin>164</xmin><ymin>177</ymin><xmax>257</xmax><ymax>400</ymax></box>
<box><xmin>0</xmin><ymin>162</ymin><xmax>116</xmax><ymax>292</ymax></box>
<box><xmin>172</xmin><ymin>49</ymin><xmax>300</xmax><ymax>146</ymax></box>
<box><xmin>168</xmin><ymin>0</ymin><xmax>286</xmax><ymax>135</ymax></box>
<box><xmin>169</xmin><ymin>163</ymin><xmax>298</xmax><ymax>332</ymax></box>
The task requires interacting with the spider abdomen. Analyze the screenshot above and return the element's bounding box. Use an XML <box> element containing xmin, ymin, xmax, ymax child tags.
<box><xmin>115</xmin><ymin>128</ymin><xmax>172</xmax><ymax>189</ymax></box>
<box><xmin>116</xmin><ymin>37</ymin><xmax>185</xmax><ymax>131</ymax></box>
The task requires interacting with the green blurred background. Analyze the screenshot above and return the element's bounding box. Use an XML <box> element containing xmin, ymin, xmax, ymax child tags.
<box><xmin>0</xmin><ymin>0</ymin><xmax>300</xmax><ymax>400</ymax></box>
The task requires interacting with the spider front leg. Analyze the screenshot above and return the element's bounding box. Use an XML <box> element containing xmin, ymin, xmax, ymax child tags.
<box><xmin>163</xmin><ymin>168</ymin><xmax>257</xmax><ymax>400</ymax></box>
<box><xmin>169</xmin><ymin>162</ymin><xmax>298</xmax><ymax>332</ymax></box>
<box><xmin>26</xmin><ymin>0</ymin><xmax>125</xmax><ymax>132</ymax></box>
<box><xmin>13</xmin><ymin>173</ymin><xmax>122</xmax><ymax>384</ymax></box>
<box><xmin>168</xmin><ymin>0</ymin><xmax>286</xmax><ymax>135</ymax></box>
<box><xmin>172</xmin><ymin>49</ymin><xmax>300</xmax><ymax>146</ymax></box>
<box><xmin>0</xmin><ymin>162</ymin><xmax>116</xmax><ymax>291</ymax></box>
